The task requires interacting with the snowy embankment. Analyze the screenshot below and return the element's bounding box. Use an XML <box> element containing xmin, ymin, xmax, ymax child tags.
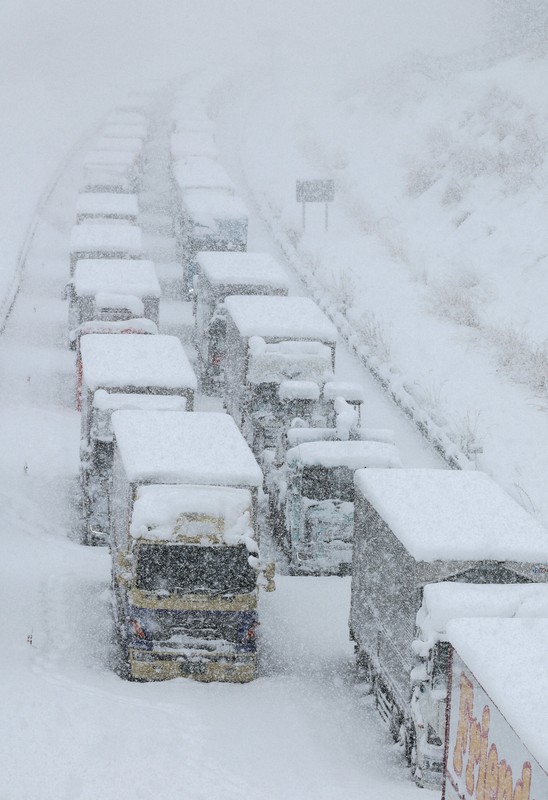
<box><xmin>212</xmin><ymin>47</ymin><xmax>548</xmax><ymax>525</ymax></box>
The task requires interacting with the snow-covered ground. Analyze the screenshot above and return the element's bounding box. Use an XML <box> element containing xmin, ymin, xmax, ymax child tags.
<box><xmin>3</xmin><ymin>1</ymin><xmax>548</xmax><ymax>797</ymax></box>
<box><xmin>0</xmin><ymin>93</ymin><xmax>436</xmax><ymax>798</ymax></box>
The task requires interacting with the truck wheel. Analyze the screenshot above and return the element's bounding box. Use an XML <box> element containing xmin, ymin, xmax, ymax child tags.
<box><xmin>389</xmin><ymin>708</ymin><xmax>404</xmax><ymax>743</ymax></box>
<box><xmin>115</xmin><ymin>630</ymin><xmax>133</xmax><ymax>681</ymax></box>
<box><xmin>355</xmin><ymin>648</ymin><xmax>374</xmax><ymax>687</ymax></box>
<box><xmin>404</xmin><ymin>726</ymin><xmax>422</xmax><ymax>786</ymax></box>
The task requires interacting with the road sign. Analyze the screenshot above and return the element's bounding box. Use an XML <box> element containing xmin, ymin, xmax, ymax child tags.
<box><xmin>296</xmin><ymin>179</ymin><xmax>335</xmax><ymax>231</ymax></box>
<box><xmin>296</xmin><ymin>179</ymin><xmax>335</xmax><ymax>203</ymax></box>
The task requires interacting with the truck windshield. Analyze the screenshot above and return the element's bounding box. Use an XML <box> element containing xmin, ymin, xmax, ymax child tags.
<box><xmin>135</xmin><ymin>544</ymin><xmax>257</xmax><ymax>594</ymax></box>
<box><xmin>301</xmin><ymin>465</ymin><xmax>355</xmax><ymax>502</ymax></box>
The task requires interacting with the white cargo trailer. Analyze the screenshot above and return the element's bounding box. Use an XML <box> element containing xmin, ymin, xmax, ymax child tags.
<box><xmin>443</xmin><ymin>617</ymin><xmax>548</xmax><ymax>799</ymax></box>
<box><xmin>349</xmin><ymin>468</ymin><xmax>548</xmax><ymax>785</ymax></box>
<box><xmin>413</xmin><ymin>582</ymin><xmax>548</xmax><ymax>787</ymax></box>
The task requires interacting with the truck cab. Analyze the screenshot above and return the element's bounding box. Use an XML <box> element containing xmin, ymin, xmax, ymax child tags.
<box><xmin>110</xmin><ymin>410</ymin><xmax>271</xmax><ymax>682</ymax></box>
<box><xmin>271</xmin><ymin>440</ymin><xmax>402</xmax><ymax>575</ymax></box>
<box><xmin>412</xmin><ymin>582</ymin><xmax>548</xmax><ymax>788</ymax></box>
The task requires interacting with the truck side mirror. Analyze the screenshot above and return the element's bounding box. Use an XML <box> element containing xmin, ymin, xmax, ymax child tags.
<box><xmin>263</xmin><ymin>561</ymin><xmax>276</xmax><ymax>592</ymax></box>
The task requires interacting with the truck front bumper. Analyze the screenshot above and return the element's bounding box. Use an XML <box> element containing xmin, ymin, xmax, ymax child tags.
<box><xmin>128</xmin><ymin>648</ymin><xmax>257</xmax><ymax>683</ymax></box>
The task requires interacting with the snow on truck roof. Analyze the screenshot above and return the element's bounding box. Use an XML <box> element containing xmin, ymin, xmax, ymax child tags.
<box><xmin>183</xmin><ymin>190</ymin><xmax>247</xmax><ymax>219</ymax></box>
<box><xmin>74</xmin><ymin>319</ymin><xmax>158</xmax><ymax>339</ymax></box>
<box><xmin>80</xmin><ymin>334</ymin><xmax>197</xmax><ymax>392</ymax></box>
<box><xmin>83</xmin><ymin>150</ymin><xmax>137</xmax><ymax>167</ymax></box>
<box><xmin>447</xmin><ymin>617</ymin><xmax>548</xmax><ymax>770</ymax></box>
<box><xmin>223</xmin><ymin>296</ymin><xmax>338</xmax><ymax>342</ymax></box>
<box><xmin>94</xmin><ymin>293</ymin><xmax>144</xmax><ymax>317</ymax></box>
<box><xmin>170</xmin><ymin>131</ymin><xmax>218</xmax><ymax>160</ymax></box>
<box><xmin>354</xmin><ymin>469</ymin><xmax>548</xmax><ymax>562</ymax></box>
<box><xmin>278</xmin><ymin>380</ymin><xmax>320</xmax><ymax>401</ymax></box>
<box><xmin>323</xmin><ymin>381</ymin><xmax>365</xmax><ymax>403</ymax></box>
<box><xmin>101</xmin><ymin>123</ymin><xmax>147</xmax><ymax>140</ymax></box>
<box><xmin>112</xmin><ymin>410</ymin><xmax>263</xmax><ymax>487</ymax></box>
<box><xmin>287</xmin><ymin>440</ymin><xmax>402</xmax><ymax>470</ymax></box>
<box><xmin>106</xmin><ymin>111</ymin><xmax>146</xmax><ymax>127</ymax></box>
<box><xmin>130</xmin><ymin>485</ymin><xmax>255</xmax><ymax>547</ymax></box>
<box><xmin>94</xmin><ymin>137</ymin><xmax>143</xmax><ymax>155</ymax></box>
<box><xmin>246</xmin><ymin>339</ymin><xmax>334</xmax><ymax>386</ymax></box>
<box><xmin>72</xmin><ymin>260</ymin><xmax>160</xmax><ymax>298</ymax></box>
<box><xmin>173</xmin><ymin>157</ymin><xmax>235</xmax><ymax>193</ymax></box>
<box><xmin>93</xmin><ymin>390</ymin><xmax>187</xmax><ymax>412</ymax></box>
<box><xmin>70</xmin><ymin>224</ymin><xmax>143</xmax><ymax>255</ymax></box>
<box><xmin>76</xmin><ymin>193</ymin><xmax>139</xmax><ymax>217</ymax></box>
<box><xmin>196</xmin><ymin>251</ymin><xmax>289</xmax><ymax>290</ymax></box>
<box><xmin>416</xmin><ymin>582</ymin><xmax>548</xmax><ymax>648</ymax></box>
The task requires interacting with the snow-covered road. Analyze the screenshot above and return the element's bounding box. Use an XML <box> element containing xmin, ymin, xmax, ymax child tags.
<box><xmin>0</xmin><ymin>99</ymin><xmax>439</xmax><ymax>799</ymax></box>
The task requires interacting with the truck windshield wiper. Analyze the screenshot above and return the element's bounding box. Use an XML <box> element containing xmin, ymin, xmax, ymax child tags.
<box><xmin>172</xmin><ymin>585</ymin><xmax>212</xmax><ymax>595</ymax></box>
<box><xmin>211</xmin><ymin>586</ymin><xmax>247</xmax><ymax>597</ymax></box>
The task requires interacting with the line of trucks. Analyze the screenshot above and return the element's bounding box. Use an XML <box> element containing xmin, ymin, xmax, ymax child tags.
<box><xmin>64</xmin><ymin>89</ymin><xmax>548</xmax><ymax>791</ymax></box>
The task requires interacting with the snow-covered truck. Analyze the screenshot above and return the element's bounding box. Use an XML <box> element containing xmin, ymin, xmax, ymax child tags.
<box><xmin>93</xmin><ymin>136</ymin><xmax>143</xmax><ymax>160</ymax></box>
<box><xmin>82</xmin><ymin>149</ymin><xmax>140</xmax><ymax>193</ymax></box>
<box><xmin>193</xmin><ymin>251</ymin><xmax>290</xmax><ymax>392</ymax></box>
<box><xmin>348</xmin><ymin>468</ymin><xmax>548</xmax><ymax>783</ymax></box>
<box><xmin>109</xmin><ymin>409</ymin><xmax>272</xmax><ymax>682</ymax></box>
<box><xmin>78</xmin><ymin>334</ymin><xmax>197</xmax><ymax>544</ymax></box>
<box><xmin>270</xmin><ymin>440</ymin><xmax>402</xmax><ymax>575</ymax></box>
<box><xmin>101</xmin><ymin>122</ymin><xmax>148</xmax><ymax>142</ymax></box>
<box><xmin>69</xmin><ymin>223</ymin><xmax>143</xmax><ymax>276</ymax></box>
<box><xmin>74</xmin><ymin>318</ymin><xmax>158</xmax><ymax>408</ymax></box>
<box><xmin>222</xmin><ymin>295</ymin><xmax>338</xmax><ymax>454</ymax></box>
<box><xmin>75</xmin><ymin>192</ymin><xmax>139</xmax><ymax>224</ymax></box>
<box><xmin>443</xmin><ymin>617</ymin><xmax>548</xmax><ymax>800</ymax></box>
<box><xmin>267</xmin><ymin>389</ymin><xmax>394</xmax><ymax>471</ymax></box>
<box><xmin>177</xmin><ymin>191</ymin><xmax>250</xmax><ymax>298</ymax></box>
<box><xmin>172</xmin><ymin>156</ymin><xmax>235</xmax><ymax>196</ymax></box>
<box><xmin>412</xmin><ymin>582</ymin><xmax>548</xmax><ymax>788</ymax></box>
<box><xmin>68</xmin><ymin>259</ymin><xmax>160</xmax><ymax>335</ymax></box>
<box><xmin>106</xmin><ymin>110</ymin><xmax>147</xmax><ymax>127</ymax></box>
<box><xmin>170</xmin><ymin>130</ymin><xmax>219</xmax><ymax>160</ymax></box>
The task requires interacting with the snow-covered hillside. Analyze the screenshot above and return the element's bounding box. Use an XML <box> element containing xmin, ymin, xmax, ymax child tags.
<box><xmin>3</xmin><ymin>1</ymin><xmax>548</xmax><ymax>798</ymax></box>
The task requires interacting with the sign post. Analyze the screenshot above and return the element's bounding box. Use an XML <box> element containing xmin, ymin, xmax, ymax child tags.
<box><xmin>296</xmin><ymin>179</ymin><xmax>335</xmax><ymax>232</ymax></box>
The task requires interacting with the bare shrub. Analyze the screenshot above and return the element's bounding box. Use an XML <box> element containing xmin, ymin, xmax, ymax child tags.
<box><xmin>429</xmin><ymin>272</ymin><xmax>481</xmax><ymax>328</ymax></box>
<box><xmin>354</xmin><ymin>311</ymin><xmax>392</xmax><ymax>363</ymax></box>
<box><xmin>450</xmin><ymin>410</ymin><xmax>483</xmax><ymax>459</ymax></box>
<box><xmin>442</xmin><ymin>180</ymin><xmax>464</xmax><ymax>206</ymax></box>
<box><xmin>406</xmin><ymin>162</ymin><xmax>439</xmax><ymax>197</ymax></box>
<box><xmin>488</xmin><ymin>326</ymin><xmax>548</xmax><ymax>392</ymax></box>
<box><xmin>331</xmin><ymin>268</ymin><xmax>358</xmax><ymax>315</ymax></box>
<box><xmin>286</xmin><ymin>227</ymin><xmax>303</xmax><ymax>248</ymax></box>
